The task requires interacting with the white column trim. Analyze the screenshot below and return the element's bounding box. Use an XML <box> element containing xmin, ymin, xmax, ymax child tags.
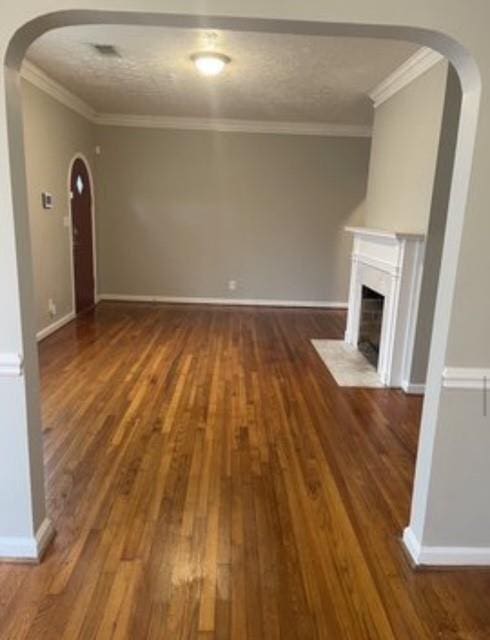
<box><xmin>0</xmin><ymin>353</ymin><xmax>24</xmax><ymax>377</ymax></box>
<box><xmin>442</xmin><ymin>367</ymin><xmax>490</xmax><ymax>389</ymax></box>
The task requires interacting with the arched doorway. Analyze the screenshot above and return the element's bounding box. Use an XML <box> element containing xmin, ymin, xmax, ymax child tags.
<box><xmin>70</xmin><ymin>156</ymin><xmax>95</xmax><ymax>314</ymax></box>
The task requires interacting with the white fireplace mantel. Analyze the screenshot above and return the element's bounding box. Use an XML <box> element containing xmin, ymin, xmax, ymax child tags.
<box><xmin>345</xmin><ymin>226</ymin><xmax>425</xmax><ymax>389</ymax></box>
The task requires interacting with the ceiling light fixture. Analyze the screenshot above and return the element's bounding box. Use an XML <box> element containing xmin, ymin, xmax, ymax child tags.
<box><xmin>191</xmin><ymin>52</ymin><xmax>230</xmax><ymax>76</ymax></box>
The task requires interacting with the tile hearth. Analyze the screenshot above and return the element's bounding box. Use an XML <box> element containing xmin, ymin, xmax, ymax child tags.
<box><xmin>312</xmin><ymin>339</ymin><xmax>384</xmax><ymax>388</ymax></box>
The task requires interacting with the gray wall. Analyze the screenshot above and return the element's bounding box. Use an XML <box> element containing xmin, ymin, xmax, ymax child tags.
<box><xmin>364</xmin><ymin>61</ymin><xmax>448</xmax><ymax>233</ymax></box>
<box><xmin>410</xmin><ymin>65</ymin><xmax>462</xmax><ymax>384</ymax></box>
<box><xmin>95</xmin><ymin>126</ymin><xmax>370</xmax><ymax>303</ymax></box>
<box><xmin>22</xmin><ymin>77</ymin><xmax>370</xmax><ymax>333</ymax></box>
<box><xmin>363</xmin><ymin>61</ymin><xmax>450</xmax><ymax>388</ymax></box>
<box><xmin>21</xmin><ymin>79</ymin><xmax>95</xmax><ymax>334</ymax></box>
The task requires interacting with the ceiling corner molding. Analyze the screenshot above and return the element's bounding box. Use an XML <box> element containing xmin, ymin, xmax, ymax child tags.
<box><xmin>20</xmin><ymin>61</ymin><xmax>97</xmax><ymax>122</ymax></box>
<box><xmin>369</xmin><ymin>47</ymin><xmax>444</xmax><ymax>108</ymax></box>
<box><xmin>94</xmin><ymin>113</ymin><xmax>372</xmax><ymax>137</ymax></box>
<box><xmin>20</xmin><ymin>61</ymin><xmax>371</xmax><ymax>138</ymax></box>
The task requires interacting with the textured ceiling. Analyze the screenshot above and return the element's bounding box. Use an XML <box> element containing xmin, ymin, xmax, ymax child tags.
<box><xmin>26</xmin><ymin>25</ymin><xmax>418</xmax><ymax>125</ymax></box>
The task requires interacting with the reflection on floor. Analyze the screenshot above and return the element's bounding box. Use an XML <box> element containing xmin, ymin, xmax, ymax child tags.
<box><xmin>1</xmin><ymin>303</ymin><xmax>489</xmax><ymax>639</ymax></box>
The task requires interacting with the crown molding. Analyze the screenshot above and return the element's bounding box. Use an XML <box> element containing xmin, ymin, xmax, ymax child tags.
<box><xmin>22</xmin><ymin>49</ymin><xmax>446</xmax><ymax>134</ymax></box>
<box><xmin>94</xmin><ymin>113</ymin><xmax>372</xmax><ymax>137</ymax></box>
<box><xmin>369</xmin><ymin>47</ymin><xmax>444</xmax><ymax>108</ymax></box>
<box><xmin>21</xmin><ymin>60</ymin><xmax>97</xmax><ymax>122</ymax></box>
<box><xmin>20</xmin><ymin>61</ymin><xmax>371</xmax><ymax>138</ymax></box>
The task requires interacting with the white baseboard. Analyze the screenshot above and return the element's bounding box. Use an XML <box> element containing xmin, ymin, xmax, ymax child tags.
<box><xmin>403</xmin><ymin>527</ymin><xmax>490</xmax><ymax>566</ymax></box>
<box><xmin>0</xmin><ymin>517</ymin><xmax>55</xmax><ymax>563</ymax></box>
<box><xmin>98</xmin><ymin>293</ymin><xmax>348</xmax><ymax>309</ymax></box>
<box><xmin>36</xmin><ymin>311</ymin><xmax>75</xmax><ymax>342</ymax></box>
<box><xmin>401</xmin><ymin>381</ymin><xmax>426</xmax><ymax>395</ymax></box>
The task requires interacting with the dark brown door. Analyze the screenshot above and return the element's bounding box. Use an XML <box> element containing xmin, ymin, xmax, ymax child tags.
<box><xmin>70</xmin><ymin>157</ymin><xmax>95</xmax><ymax>314</ymax></box>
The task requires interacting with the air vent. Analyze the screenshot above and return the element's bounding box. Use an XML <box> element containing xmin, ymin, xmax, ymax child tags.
<box><xmin>91</xmin><ymin>44</ymin><xmax>120</xmax><ymax>57</ymax></box>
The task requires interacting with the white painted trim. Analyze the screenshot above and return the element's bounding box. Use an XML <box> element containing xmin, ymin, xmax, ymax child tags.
<box><xmin>94</xmin><ymin>113</ymin><xmax>372</xmax><ymax>137</ymax></box>
<box><xmin>0</xmin><ymin>518</ymin><xmax>55</xmax><ymax>563</ymax></box>
<box><xmin>67</xmin><ymin>153</ymin><xmax>98</xmax><ymax>316</ymax></box>
<box><xmin>401</xmin><ymin>381</ymin><xmax>425</xmax><ymax>395</ymax></box>
<box><xmin>98</xmin><ymin>294</ymin><xmax>347</xmax><ymax>309</ymax></box>
<box><xmin>403</xmin><ymin>527</ymin><xmax>490</xmax><ymax>566</ymax></box>
<box><xmin>21</xmin><ymin>62</ymin><xmax>371</xmax><ymax>138</ymax></box>
<box><xmin>36</xmin><ymin>311</ymin><xmax>76</xmax><ymax>342</ymax></box>
<box><xmin>442</xmin><ymin>367</ymin><xmax>490</xmax><ymax>389</ymax></box>
<box><xmin>351</xmin><ymin>253</ymin><xmax>401</xmax><ymax>278</ymax></box>
<box><xmin>403</xmin><ymin>526</ymin><xmax>422</xmax><ymax>564</ymax></box>
<box><xmin>20</xmin><ymin>61</ymin><xmax>97</xmax><ymax>121</ymax></box>
<box><xmin>345</xmin><ymin>226</ymin><xmax>425</xmax><ymax>241</ymax></box>
<box><xmin>345</xmin><ymin>229</ymin><xmax>425</xmax><ymax>387</ymax></box>
<box><xmin>400</xmin><ymin>240</ymin><xmax>426</xmax><ymax>392</ymax></box>
<box><xmin>369</xmin><ymin>47</ymin><xmax>444</xmax><ymax>108</ymax></box>
<box><xmin>0</xmin><ymin>353</ymin><xmax>24</xmax><ymax>377</ymax></box>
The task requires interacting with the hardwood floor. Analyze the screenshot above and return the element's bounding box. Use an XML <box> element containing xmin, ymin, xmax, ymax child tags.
<box><xmin>0</xmin><ymin>302</ymin><xmax>489</xmax><ymax>639</ymax></box>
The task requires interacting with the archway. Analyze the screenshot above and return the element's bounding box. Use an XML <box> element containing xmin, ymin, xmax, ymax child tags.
<box><xmin>1</xmin><ymin>9</ymin><xmax>482</xmax><ymax>565</ymax></box>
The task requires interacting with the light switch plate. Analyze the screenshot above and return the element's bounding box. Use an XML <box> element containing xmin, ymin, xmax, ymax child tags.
<box><xmin>63</xmin><ymin>216</ymin><xmax>70</xmax><ymax>228</ymax></box>
<box><xmin>42</xmin><ymin>192</ymin><xmax>53</xmax><ymax>209</ymax></box>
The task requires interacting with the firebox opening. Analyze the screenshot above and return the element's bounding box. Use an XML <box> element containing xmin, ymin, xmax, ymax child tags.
<box><xmin>358</xmin><ymin>286</ymin><xmax>384</xmax><ymax>369</ymax></box>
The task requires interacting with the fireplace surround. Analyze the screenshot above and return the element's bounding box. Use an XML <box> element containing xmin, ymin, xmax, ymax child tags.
<box><xmin>345</xmin><ymin>227</ymin><xmax>425</xmax><ymax>389</ymax></box>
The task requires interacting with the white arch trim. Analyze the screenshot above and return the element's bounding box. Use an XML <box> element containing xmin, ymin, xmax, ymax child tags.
<box><xmin>1</xmin><ymin>9</ymin><xmax>483</xmax><ymax>563</ymax></box>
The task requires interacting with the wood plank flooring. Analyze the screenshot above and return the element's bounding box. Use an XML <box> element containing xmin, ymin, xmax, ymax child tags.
<box><xmin>0</xmin><ymin>302</ymin><xmax>490</xmax><ymax>639</ymax></box>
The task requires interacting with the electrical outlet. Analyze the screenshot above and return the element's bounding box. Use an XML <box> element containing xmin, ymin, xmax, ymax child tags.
<box><xmin>228</xmin><ymin>280</ymin><xmax>237</xmax><ymax>291</ymax></box>
<box><xmin>48</xmin><ymin>298</ymin><xmax>57</xmax><ymax>318</ymax></box>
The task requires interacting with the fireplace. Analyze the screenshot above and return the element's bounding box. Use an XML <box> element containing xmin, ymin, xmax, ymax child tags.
<box><xmin>345</xmin><ymin>227</ymin><xmax>425</xmax><ymax>389</ymax></box>
<box><xmin>358</xmin><ymin>286</ymin><xmax>385</xmax><ymax>368</ymax></box>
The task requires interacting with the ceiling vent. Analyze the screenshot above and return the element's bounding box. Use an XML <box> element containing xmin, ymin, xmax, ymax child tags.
<box><xmin>91</xmin><ymin>44</ymin><xmax>121</xmax><ymax>57</ymax></box>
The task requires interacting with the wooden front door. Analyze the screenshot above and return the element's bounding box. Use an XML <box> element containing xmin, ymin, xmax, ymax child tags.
<box><xmin>70</xmin><ymin>157</ymin><xmax>95</xmax><ymax>314</ymax></box>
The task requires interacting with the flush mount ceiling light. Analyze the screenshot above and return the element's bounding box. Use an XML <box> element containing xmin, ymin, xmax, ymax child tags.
<box><xmin>191</xmin><ymin>52</ymin><xmax>231</xmax><ymax>76</ymax></box>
